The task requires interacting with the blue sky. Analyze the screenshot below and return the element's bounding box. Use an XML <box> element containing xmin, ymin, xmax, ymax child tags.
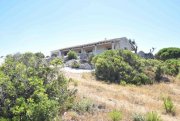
<box><xmin>0</xmin><ymin>0</ymin><xmax>180</xmax><ymax>56</ymax></box>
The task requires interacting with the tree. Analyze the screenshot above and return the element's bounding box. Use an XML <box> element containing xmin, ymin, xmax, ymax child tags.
<box><xmin>0</xmin><ymin>53</ymin><xmax>75</xmax><ymax>121</ymax></box>
<box><xmin>129</xmin><ymin>39</ymin><xmax>138</xmax><ymax>54</ymax></box>
<box><xmin>67</xmin><ymin>50</ymin><xmax>77</xmax><ymax>60</ymax></box>
<box><xmin>155</xmin><ymin>47</ymin><xmax>180</xmax><ymax>60</ymax></box>
<box><xmin>35</xmin><ymin>52</ymin><xmax>45</xmax><ymax>58</ymax></box>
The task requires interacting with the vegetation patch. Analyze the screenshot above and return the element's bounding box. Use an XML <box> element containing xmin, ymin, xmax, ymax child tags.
<box><xmin>92</xmin><ymin>50</ymin><xmax>180</xmax><ymax>85</ymax></box>
<box><xmin>145</xmin><ymin>111</ymin><xmax>162</xmax><ymax>121</ymax></box>
<box><xmin>155</xmin><ymin>47</ymin><xmax>180</xmax><ymax>60</ymax></box>
<box><xmin>163</xmin><ymin>96</ymin><xmax>176</xmax><ymax>116</ymax></box>
<box><xmin>0</xmin><ymin>53</ymin><xmax>76</xmax><ymax>121</ymax></box>
<box><xmin>133</xmin><ymin>113</ymin><xmax>145</xmax><ymax>121</ymax></box>
<box><xmin>72</xmin><ymin>98</ymin><xmax>94</xmax><ymax>114</ymax></box>
<box><xmin>67</xmin><ymin>50</ymin><xmax>78</xmax><ymax>60</ymax></box>
<box><xmin>108</xmin><ymin>110</ymin><xmax>122</xmax><ymax>121</ymax></box>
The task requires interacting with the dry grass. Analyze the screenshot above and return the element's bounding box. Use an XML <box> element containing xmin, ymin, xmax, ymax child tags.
<box><xmin>64</xmin><ymin>71</ymin><xmax>180</xmax><ymax>121</ymax></box>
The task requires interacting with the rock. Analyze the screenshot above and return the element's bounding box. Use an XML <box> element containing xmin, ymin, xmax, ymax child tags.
<box><xmin>97</xmin><ymin>104</ymin><xmax>106</xmax><ymax>109</ymax></box>
<box><xmin>65</xmin><ymin>59</ymin><xmax>79</xmax><ymax>67</ymax></box>
<box><xmin>79</xmin><ymin>63</ymin><xmax>92</xmax><ymax>70</ymax></box>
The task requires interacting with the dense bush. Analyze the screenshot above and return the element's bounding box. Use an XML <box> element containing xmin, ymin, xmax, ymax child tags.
<box><xmin>0</xmin><ymin>53</ymin><xmax>75</xmax><ymax>121</ymax></box>
<box><xmin>92</xmin><ymin>50</ymin><xmax>151</xmax><ymax>85</ymax></box>
<box><xmin>163</xmin><ymin>59</ymin><xmax>180</xmax><ymax>76</ymax></box>
<box><xmin>153</xmin><ymin>59</ymin><xmax>180</xmax><ymax>81</ymax></box>
<box><xmin>67</xmin><ymin>50</ymin><xmax>78</xmax><ymax>60</ymax></box>
<box><xmin>92</xmin><ymin>49</ymin><xmax>180</xmax><ymax>84</ymax></box>
<box><xmin>88</xmin><ymin>54</ymin><xmax>94</xmax><ymax>64</ymax></box>
<box><xmin>35</xmin><ymin>52</ymin><xmax>45</xmax><ymax>58</ymax></box>
<box><xmin>155</xmin><ymin>66</ymin><xmax>164</xmax><ymax>81</ymax></box>
<box><xmin>155</xmin><ymin>47</ymin><xmax>180</xmax><ymax>60</ymax></box>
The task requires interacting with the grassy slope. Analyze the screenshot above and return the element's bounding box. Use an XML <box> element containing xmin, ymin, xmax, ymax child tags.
<box><xmin>63</xmin><ymin>71</ymin><xmax>180</xmax><ymax>121</ymax></box>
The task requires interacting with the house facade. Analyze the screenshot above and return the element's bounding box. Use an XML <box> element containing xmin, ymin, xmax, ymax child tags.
<box><xmin>50</xmin><ymin>37</ymin><xmax>134</xmax><ymax>58</ymax></box>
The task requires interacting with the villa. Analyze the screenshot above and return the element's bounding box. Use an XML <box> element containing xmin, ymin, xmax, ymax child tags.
<box><xmin>50</xmin><ymin>37</ymin><xmax>134</xmax><ymax>59</ymax></box>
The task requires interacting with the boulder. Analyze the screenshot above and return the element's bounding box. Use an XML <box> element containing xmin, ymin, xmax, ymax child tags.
<box><xmin>65</xmin><ymin>59</ymin><xmax>79</xmax><ymax>67</ymax></box>
<box><xmin>79</xmin><ymin>63</ymin><xmax>92</xmax><ymax>70</ymax></box>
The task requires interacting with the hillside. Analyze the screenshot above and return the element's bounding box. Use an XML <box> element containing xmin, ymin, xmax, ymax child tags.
<box><xmin>63</xmin><ymin>71</ymin><xmax>180</xmax><ymax>121</ymax></box>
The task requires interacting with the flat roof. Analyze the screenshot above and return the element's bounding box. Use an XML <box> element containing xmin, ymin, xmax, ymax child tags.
<box><xmin>51</xmin><ymin>37</ymin><xmax>127</xmax><ymax>53</ymax></box>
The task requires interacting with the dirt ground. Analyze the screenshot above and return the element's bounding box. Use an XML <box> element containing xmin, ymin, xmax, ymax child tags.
<box><xmin>63</xmin><ymin>71</ymin><xmax>180</xmax><ymax>121</ymax></box>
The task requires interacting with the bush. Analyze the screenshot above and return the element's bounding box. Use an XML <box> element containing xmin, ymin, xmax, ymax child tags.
<box><xmin>120</xmin><ymin>80</ymin><xmax>126</xmax><ymax>86</ymax></box>
<box><xmin>71</xmin><ymin>61</ymin><xmax>80</xmax><ymax>68</ymax></box>
<box><xmin>93</xmin><ymin>49</ymin><xmax>179</xmax><ymax>85</ymax></box>
<box><xmin>50</xmin><ymin>57</ymin><xmax>63</xmax><ymax>66</ymax></box>
<box><xmin>0</xmin><ymin>53</ymin><xmax>75</xmax><ymax>121</ymax></box>
<box><xmin>145</xmin><ymin>111</ymin><xmax>162</xmax><ymax>121</ymax></box>
<box><xmin>133</xmin><ymin>113</ymin><xmax>145</xmax><ymax>121</ymax></box>
<box><xmin>163</xmin><ymin>97</ymin><xmax>175</xmax><ymax>115</ymax></box>
<box><xmin>72</xmin><ymin>98</ymin><xmax>93</xmax><ymax>114</ymax></box>
<box><xmin>108</xmin><ymin>110</ymin><xmax>122</xmax><ymax>121</ymax></box>
<box><xmin>88</xmin><ymin>54</ymin><xmax>94</xmax><ymax>64</ymax></box>
<box><xmin>163</xmin><ymin>59</ymin><xmax>180</xmax><ymax>76</ymax></box>
<box><xmin>92</xmin><ymin>50</ymin><xmax>151</xmax><ymax>85</ymax></box>
<box><xmin>155</xmin><ymin>66</ymin><xmax>163</xmax><ymax>81</ymax></box>
<box><xmin>155</xmin><ymin>47</ymin><xmax>180</xmax><ymax>60</ymax></box>
<box><xmin>35</xmin><ymin>52</ymin><xmax>45</xmax><ymax>58</ymax></box>
<box><xmin>67</xmin><ymin>51</ymin><xmax>78</xmax><ymax>60</ymax></box>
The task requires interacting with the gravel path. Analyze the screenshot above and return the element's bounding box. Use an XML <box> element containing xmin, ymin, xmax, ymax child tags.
<box><xmin>61</xmin><ymin>67</ymin><xmax>94</xmax><ymax>73</ymax></box>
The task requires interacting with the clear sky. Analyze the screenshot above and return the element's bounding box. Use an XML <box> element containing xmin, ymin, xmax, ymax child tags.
<box><xmin>0</xmin><ymin>0</ymin><xmax>180</xmax><ymax>56</ymax></box>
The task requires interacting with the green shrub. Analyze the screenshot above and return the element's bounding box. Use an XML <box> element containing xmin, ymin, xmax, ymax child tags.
<box><xmin>92</xmin><ymin>50</ymin><xmax>151</xmax><ymax>85</ymax></box>
<box><xmin>108</xmin><ymin>110</ymin><xmax>122</xmax><ymax>121</ymax></box>
<box><xmin>72</xmin><ymin>98</ymin><xmax>93</xmax><ymax>113</ymax></box>
<box><xmin>163</xmin><ymin>59</ymin><xmax>180</xmax><ymax>76</ymax></box>
<box><xmin>155</xmin><ymin>66</ymin><xmax>163</xmax><ymax>81</ymax></box>
<box><xmin>50</xmin><ymin>57</ymin><xmax>63</xmax><ymax>66</ymax></box>
<box><xmin>35</xmin><ymin>52</ymin><xmax>45</xmax><ymax>58</ymax></box>
<box><xmin>88</xmin><ymin>54</ymin><xmax>94</xmax><ymax>64</ymax></box>
<box><xmin>132</xmin><ymin>73</ymin><xmax>152</xmax><ymax>85</ymax></box>
<box><xmin>133</xmin><ymin>113</ymin><xmax>145</xmax><ymax>121</ymax></box>
<box><xmin>67</xmin><ymin>50</ymin><xmax>78</xmax><ymax>60</ymax></box>
<box><xmin>163</xmin><ymin>97</ymin><xmax>175</xmax><ymax>115</ymax></box>
<box><xmin>155</xmin><ymin>47</ymin><xmax>180</xmax><ymax>60</ymax></box>
<box><xmin>71</xmin><ymin>61</ymin><xmax>80</xmax><ymax>68</ymax></box>
<box><xmin>93</xmin><ymin>49</ymin><xmax>179</xmax><ymax>85</ymax></box>
<box><xmin>0</xmin><ymin>53</ymin><xmax>75</xmax><ymax>121</ymax></box>
<box><xmin>120</xmin><ymin>80</ymin><xmax>126</xmax><ymax>86</ymax></box>
<box><xmin>145</xmin><ymin>111</ymin><xmax>162</xmax><ymax>121</ymax></box>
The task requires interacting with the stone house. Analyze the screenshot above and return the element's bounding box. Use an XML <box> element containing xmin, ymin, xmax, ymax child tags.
<box><xmin>50</xmin><ymin>37</ymin><xmax>134</xmax><ymax>59</ymax></box>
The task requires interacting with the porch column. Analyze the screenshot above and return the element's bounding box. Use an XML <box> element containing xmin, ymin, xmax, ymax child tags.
<box><xmin>112</xmin><ymin>42</ymin><xmax>115</xmax><ymax>50</ymax></box>
<box><xmin>50</xmin><ymin>52</ymin><xmax>54</xmax><ymax>57</ymax></box>
<box><xmin>93</xmin><ymin>45</ymin><xmax>97</xmax><ymax>55</ymax></box>
<box><xmin>81</xmin><ymin>48</ymin><xmax>84</xmax><ymax>53</ymax></box>
<box><xmin>58</xmin><ymin>50</ymin><xmax>62</xmax><ymax>57</ymax></box>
